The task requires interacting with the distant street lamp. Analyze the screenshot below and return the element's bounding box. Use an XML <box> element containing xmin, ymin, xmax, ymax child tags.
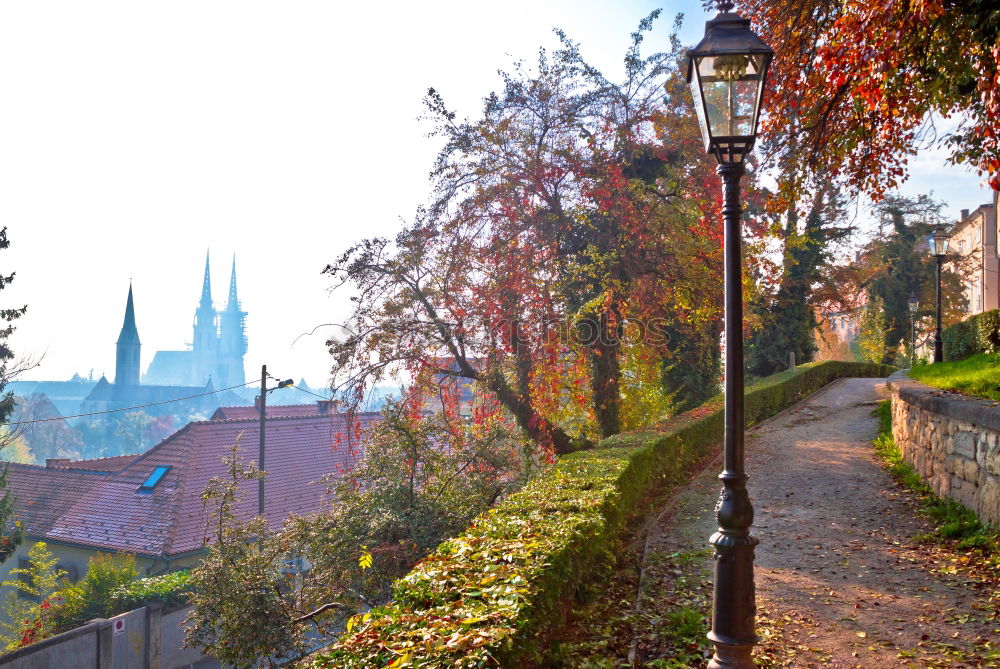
<box><xmin>928</xmin><ymin>227</ymin><xmax>951</xmax><ymax>363</ymax></box>
<box><xmin>257</xmin><ymin>364</ymin><xmax>293</xmax><ymax>516</ymax></box>
<box><xmin>685</xmin><ymin>2</ymin><xmax>773</xmax><ymax>667</ymax></box>
<box><xmin>907</xmin><ymin>294</ymin><xmax>918</xmax><ymax>366</ymax></box>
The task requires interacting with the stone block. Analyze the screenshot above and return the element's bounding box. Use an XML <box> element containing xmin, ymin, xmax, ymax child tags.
<box><xmin>953</xmin><ymin>431</ymin><xmax>976</xmax><ymax>460</ymax></box>
<box><xmin>981</xmin><ymin>437</ymin><xmax>1000</xmax><ymax>476</ymax></box>
<box><xmin>962</xmin><ymin>458</ymin><xmax>981</xmax><ymax>484</ymax></box>
<box><xmin>933</xmin><ymin>472</ymin><xmax>950</xmax><ymax>496</ymax></box>
<box><xmin>951</xmin><ymin>476</ymin><xmax>977</xmax><ymax>511</ymax></box>
<box><xmin>978</xmin><ymin>477</ymin><xmax>1000</xmax><ymax>526</ymax></box>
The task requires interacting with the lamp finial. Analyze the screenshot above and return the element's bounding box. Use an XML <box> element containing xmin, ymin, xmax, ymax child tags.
<box><xmin>718</xmin><ymin>0</ymin><xmax>735</xmax><ymax>11</ymax></box>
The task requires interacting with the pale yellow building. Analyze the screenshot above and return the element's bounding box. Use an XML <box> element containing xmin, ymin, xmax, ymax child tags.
<box><xmin>947</xmin><ymin>198</ymin><xmax>999</xmax><ymax>315</ymax></box>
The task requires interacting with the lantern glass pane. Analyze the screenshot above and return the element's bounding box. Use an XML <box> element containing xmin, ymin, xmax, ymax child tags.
<box><xmin>695</xmin><ymin>54</ymin><xmax>761</xmax><ymax>139</ymax></box>
<box><xmin>689</xmin><ymin>71</ymin><xmax>712</xmax><ymax>149</ymax></box>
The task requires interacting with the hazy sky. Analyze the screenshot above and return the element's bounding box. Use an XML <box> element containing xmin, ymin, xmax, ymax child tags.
<box><xmin>2</xmin><ymin>1</ymin><xmax>992</xmax><ymax>387</ymax></box>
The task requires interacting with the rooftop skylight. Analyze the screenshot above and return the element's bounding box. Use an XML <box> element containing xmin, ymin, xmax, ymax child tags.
<box><xmin>137</xmin><ymin>465</ymin><xmax>171</xmax><ymax>492</ymax></box>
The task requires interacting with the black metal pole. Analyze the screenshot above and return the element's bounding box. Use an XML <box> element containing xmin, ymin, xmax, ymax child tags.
<box><xmin>910</xmin><ymin>315</ymin><xmax>915</xmax><ymax>367</ymax></box>
<box><xmin>259</xmin><ymin>363</ymin><xmax>267</xmax><ymax>516</ymax></box>
<box><xmin>934</xmin><ymin>258</ymin><xmax>944</xmax><ymax>363</ymax></box>
<box><xmin>708</xmin><ymin>161</ymin><xmax>758</xmax><ymax>669</ymax></box>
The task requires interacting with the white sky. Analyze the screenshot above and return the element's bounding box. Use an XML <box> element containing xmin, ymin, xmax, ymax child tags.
<box><xmin>2</xmin><ymin>1</ymin><xmax>992</xmax><ymax>387</ymax></box>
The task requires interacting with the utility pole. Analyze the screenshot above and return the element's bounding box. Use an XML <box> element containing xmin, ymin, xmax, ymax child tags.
<box><xmin>259</xmin><ymin>364</ymin><xmax>267</xmax><ymax>516</ymax></box>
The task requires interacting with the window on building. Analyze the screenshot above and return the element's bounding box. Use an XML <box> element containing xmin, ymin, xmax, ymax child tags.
<box><xmin>16</xmin><ymin>557</ymin><xmax>38</xmax><ymax>601</ymax></box>
<box><xmin>958</xmin><ymin>240</ymin><xmax>966</xmax><ymax>254</ymax></box>
<box><xmin>138</xmin><ymin>465</ymin><xmax>171</xmax><ymax>492</ymax></box>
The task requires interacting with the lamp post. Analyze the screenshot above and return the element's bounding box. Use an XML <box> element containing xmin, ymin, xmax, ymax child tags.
<box><xmin>928</xmin><ymin>226</ymin><xmax>950</xmax><ymax>363</ymax></box>
<box><xmin>685</xmin><ymin>3</ymin><xmax>772</xmax><ymax>667</ymax></box>
<box><xmin>907</xmin><ymin>294</ymin><xmax>918</xmax><ymax>366</ymax></box>
<box><xmin>257</xmin><ymin>364</ymin><xmax>293</xmax><ymax>516</ymax></box>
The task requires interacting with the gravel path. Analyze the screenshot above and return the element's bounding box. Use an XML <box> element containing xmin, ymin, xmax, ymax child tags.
<box><xmin>633</xmin><ymin>377</ymin><xmax>997</xmax><ymax>667</ymax></box>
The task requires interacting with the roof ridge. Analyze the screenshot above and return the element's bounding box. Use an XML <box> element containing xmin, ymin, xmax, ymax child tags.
<box><xmin>196</xmin><ymin>412</ymin><xmax>382</xmax><ymax>426</ymax></box>
<box><xmin>119</xmin><ymin>421</ymin><xmax>196</xmax><ymax>474</ymax></box>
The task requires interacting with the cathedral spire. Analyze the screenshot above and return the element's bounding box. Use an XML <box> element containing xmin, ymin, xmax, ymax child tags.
<box><xmin>117</xmin><ymin>283</ymin><xmax>140</xmax><ymax>345</ymax></box>
<box><xmin>115</xmin><ymin>283</ymin><xmax>141</xmax><ymax>386</ymax></box>
<box><xmin>226</xmin><ymin>254</ymin><xmax>239</xmax><ymax>311</ymax></box>
<box><xmin>200</xmin><ymin>250</ymin><xmax>213</xmax><ymax>310</ymax></box>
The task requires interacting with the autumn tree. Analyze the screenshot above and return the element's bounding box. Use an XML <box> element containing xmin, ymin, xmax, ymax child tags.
<box><xmin>10</xmin><ymin>394</ymin><xmax>82</xmax><ymax>464</ymax></box>
<box><xmin>328</xmin><ymin>14</ymin><xmax>770</xmax><ymax>443</ymax></box>
<box><xmin>731</xmin><ymin>0</ymin><xmax>1000</xmax><ymax>201</ymax></box>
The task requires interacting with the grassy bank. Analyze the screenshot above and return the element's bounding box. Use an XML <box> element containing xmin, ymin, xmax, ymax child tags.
<box><xmin>908</xmin><ymin>353</ymin><xmax>1000</xmax><ymax>401</ymax></box>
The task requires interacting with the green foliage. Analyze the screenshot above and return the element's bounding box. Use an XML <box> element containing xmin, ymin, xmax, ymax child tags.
<box><xmin>109</xmin><ymin>570</ymin><xmax>192</xmax><ymax>612</ymax></box>
<box><xmin>871</xmin><ymin>401</ymin><xmax>998</xmax><ymax>558</ymax></box>
<box><xmin>0</xmin><ymin>542</ymin><xmax>65</xmax><ymax>651</ymax></box>
<box><xmin>308</xmin><ymin>361</ymin><xmax>893</xmax><ymax>668</ymax></box>
<box><xmin>184</xmin><ymin>440</ymin><xmax>301</xmax><ymax>669</ymax></box>
<box><xmin>186</xmin><ymin>406</ymin><xmax>529</xmax><ymax>668</ymax></box>
<box><xmin>747</xmin><ymin>187</ymin><xmax>849</xmax><ymax>376</ymax></box>
<box><xmin>908</xmin><ymin>352</ymin><xmax>1000</xmax><ymax>400</ymax></box>
<box><xmin>857</xmin><ymin>294</ymin><xmax>889</xmax><ymax>364</ymax></box>
<box><xmin>942</xmin><ymin>309</ymin><xmax>1000</xmax><ymax>361</ymax></box>
<box><xmin>52</xmin><ymin>553</ymin><xmax>139</xmax><ymax>630</ymax></box>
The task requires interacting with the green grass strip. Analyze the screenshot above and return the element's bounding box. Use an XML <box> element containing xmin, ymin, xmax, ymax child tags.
<box><xmin>908</xmin><ymin>353</ymin><xmax>1000</xmax><ymax>401</ymax></box>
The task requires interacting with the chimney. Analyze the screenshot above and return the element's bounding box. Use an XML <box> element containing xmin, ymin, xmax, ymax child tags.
<box><xmin>46</xmin><ymin>458</ymin><xmax>71</xmax><ymax>469</ymax></box>
<box><xmin>254</xmin><ymin>396</ymin><xmax>262</xmax><ymax>413</ymax></box>
<box><xmin>317</xmin><ymin>400</ymin><xmax>339</xmax><ymax>415</ymax></box>
<box><xmin>961</xmin><ymin>208</ymin><xmax>969</xmax><ymax>220</ymax></box>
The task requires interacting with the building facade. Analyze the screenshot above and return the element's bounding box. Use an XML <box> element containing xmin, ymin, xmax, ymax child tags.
<box><xmin>948</xmin><ymin>200</ymin><xmax>999</xmax><ymax>316</ymax></box>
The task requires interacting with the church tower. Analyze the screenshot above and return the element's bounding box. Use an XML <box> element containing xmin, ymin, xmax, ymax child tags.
<box><xmin>217</xmin><ymin>256</ymin><xmax>248</xmax><ymax>386</ymax></box>
<box><xmin>192</xmin><ymin>251</ymin><xmax>218</xmax><ymax>385</ymax></box>
<box><xmin>115</xmin><ymin>284</ymin><xmax>141</xmax><ymax>386</ymax></box>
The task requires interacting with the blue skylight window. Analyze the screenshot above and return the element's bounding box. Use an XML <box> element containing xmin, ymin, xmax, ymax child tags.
<box><xmin>137</xmin><ymin>466</ymin><xmax>171</xmax><ymax>492</ymax></box>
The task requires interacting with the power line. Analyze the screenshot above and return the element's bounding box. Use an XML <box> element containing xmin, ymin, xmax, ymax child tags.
<box><xmin>290</xmin><ymin>384</ymin><xmax>333</xmax><ymax>401</ymax></box>
<box><xmin>2</xmin><ymin>380</ymin><xmax>257</xmax><ymax>427</ymax></box>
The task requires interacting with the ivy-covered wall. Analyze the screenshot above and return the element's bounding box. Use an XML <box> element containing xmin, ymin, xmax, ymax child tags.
<box><xmin>305</xmin><ymin>361</ymin><xmax>894</xmax><ymax>668</ymax></box>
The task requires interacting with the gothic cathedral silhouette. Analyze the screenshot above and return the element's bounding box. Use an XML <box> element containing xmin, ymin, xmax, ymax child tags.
<box><xmin>143</xmin><ymin>252</ymin><xmax>248</xmax><ymax>388</ymax></box>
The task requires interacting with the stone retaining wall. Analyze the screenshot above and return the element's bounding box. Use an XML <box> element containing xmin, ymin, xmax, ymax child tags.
<box><xmin>888</xmin><ymin>371</ymin><xmax>1000</xmax><ymax>525</ymax></box>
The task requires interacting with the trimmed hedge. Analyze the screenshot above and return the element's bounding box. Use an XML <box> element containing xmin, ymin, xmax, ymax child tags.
<box><xmin>943</xmin><ymin>309</ymin><xmax>1000</xmax><ymax>361</ymax></box>
<box><xmin>307</xmin><ymin>361</ymin><xmax>894</xmax><ymax>668</ymax></box>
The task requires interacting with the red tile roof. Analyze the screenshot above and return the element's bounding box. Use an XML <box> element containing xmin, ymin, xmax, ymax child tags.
<box><xmin>5</xmin><ymin>412</ymin><xmax>381</xmax><ymax>558</ymax></box>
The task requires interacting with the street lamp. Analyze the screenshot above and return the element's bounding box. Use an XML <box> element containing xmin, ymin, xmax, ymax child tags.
<box><xmin>685</xmin><ymin>3</ymin><xmax>772</xmax><ymax>668</ymax></box>
<box><xmin>928</xmin><ymin>226</ymin><xmax>950</xmax><ymax>363</ymax></box>
<box><xmin>907</xmin><ymin>294</ymin><xmax>919</xmax><ymax>366</ymax></box>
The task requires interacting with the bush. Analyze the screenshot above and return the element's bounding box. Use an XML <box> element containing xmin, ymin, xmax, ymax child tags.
<box><xmin>307</xmin><ymin>360</ymin><xmax>893</xmax><ymax>668</ymax></box>
<box><xmin>942</xmin><ymin>309</ymin><xmax>1000</xmax><ymax>361</ymax></box>
<box><xmin>52</xmin><ymin>553</ymin><xmax>138</xmax><ymax>630</ymax></box>
<box><xmin>109</xmin><ymin>570</ymin><xmax>193</xmax><ymax>612</ymax></box>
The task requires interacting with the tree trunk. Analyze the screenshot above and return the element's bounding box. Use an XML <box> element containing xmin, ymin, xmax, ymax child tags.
<box><xmin>589</xmin><ymin>311</ymin><xmax>622</xmax><ymax>438</ymax></box>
